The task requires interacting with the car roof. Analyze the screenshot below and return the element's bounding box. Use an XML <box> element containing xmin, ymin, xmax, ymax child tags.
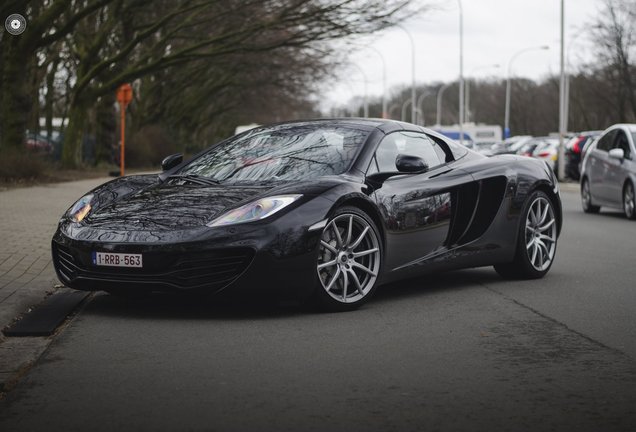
<box><xmin>254</xmin><ymin>118</ymin><xmax>445</xmax><ymax>135</ymax></box>
<box><xmin>607</xmin><ymin>124</ymin><xmax>636</xmax><ymax>133</ymax></box>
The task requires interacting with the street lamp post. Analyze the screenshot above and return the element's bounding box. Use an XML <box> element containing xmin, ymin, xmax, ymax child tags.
<box><xmin>465</xmin><ymin>64</ymin><xmax>500</xmax><ymax>123</ymax></box>
<box><xmin>457</xmin><ymin>0</ymin><xmax>464</xmax><ymax>145</ymax></box>
<box><xmin>436</xmin><ymin>82</ymin><xmax>452</xmax><ymax>126</ymax></box>
<box><xmin>388</xmin><ymin>103</ymin><xmax>399</xmax><ymax>119</ymax></box>
<box><xmin>504</xmin><ymin>45</ymin><xmax>549</xmax><ymax>138</ymax></box>
<box><xmin>416</xmin><ymin>92</ymin><xmax>434</xmax><ymax>125</ymax></box>
<box><xmin>350</xmin><ymin>63</ymin><xmax>369</xmax><ymax>117</ymax></box>
<box><xmin>558</xmin><ymin>0</ymin><xmax>566</xmax><ymax>180</ymax></box>
<box><xmin>401</xmin><ymin>98</ymin><xmax>412</xmax><ymax>122</ymax></box>
<box><xmin>396</xmin><ymin>24</ymin><xmax>416</xmax><ymax>123</ymax></box>
<box><xmin>366</xmin><ymin>46</ymin><xmax>388</xmax><ymax>118</ymax></box>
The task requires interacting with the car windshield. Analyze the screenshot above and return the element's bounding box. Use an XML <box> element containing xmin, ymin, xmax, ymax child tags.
<box><xmin>177</xmin><ymin>124</ymin><xmax>369</xmax><ymax>183</ymax></box>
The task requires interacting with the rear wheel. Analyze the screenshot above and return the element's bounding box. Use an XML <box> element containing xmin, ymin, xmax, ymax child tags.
<box><xmin>494</xmin><ymin>191</ymin><xmax>558</xmax><ymax>279</ymax></box>
<box><xmin>313</xmin><ymin>206</ymin><xmax>382</xmax><ymax>312</ymax></box>
<box><xmin>623</xmin><ymin>181</ymin><xmax>636</xmax><ymax>220</ymax></box>
<box><xmin>581</xmin><ymin>178</ymin><xmax>600</xmax><ymax>213</ymax></box>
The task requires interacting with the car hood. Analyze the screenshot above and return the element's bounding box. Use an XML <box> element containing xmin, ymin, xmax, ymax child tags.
<box><xmin>80</xmin><ymin>174</ymin><xmax>353</xmax><ymax>232</ymax></box>
<box><xmin>86</xmin><ymin>183</ymin><xmax>274</xmax><ymax>231</ymax></box>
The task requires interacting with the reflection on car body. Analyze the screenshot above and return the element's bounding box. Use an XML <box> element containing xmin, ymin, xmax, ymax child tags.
<box><xmin>52</xmin><ymin>119</ymin><xmax>563</xmax><ymax>311</ymax></box>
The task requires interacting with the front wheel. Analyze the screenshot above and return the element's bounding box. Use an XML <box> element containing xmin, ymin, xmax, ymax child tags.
<box><xmin>313</xmin><ymin>206</ymin><xmax>382</xmax><ymax>312</ymax></box>
<box><xmin>494</xmin><ymin>191</ymin><xmax>558</xmax><ymax>279</ymax></box>
<box><xmin>624</xmin><ymin>181</ymin><xmax>636</xmax><ymax>220</ymax></box>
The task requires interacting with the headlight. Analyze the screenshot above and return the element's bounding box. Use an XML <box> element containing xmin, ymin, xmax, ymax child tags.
<box><xmin>207</xmin><ymin>195</ymin><xmax>302</xmax><ymax>227</ymax></box>
<box><xmin>67</xmin><ymin>194</ymin><xmax>94</xmax><ymax>222</ymax></box>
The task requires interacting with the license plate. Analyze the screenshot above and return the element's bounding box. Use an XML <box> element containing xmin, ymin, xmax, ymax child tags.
<box><xmin>92</xmin><ymin>252</ymin><xmax>143</xmax><ymax>268</ymax></box>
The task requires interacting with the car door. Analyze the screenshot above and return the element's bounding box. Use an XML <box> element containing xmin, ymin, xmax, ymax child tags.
<box><xmin>368</xmin><ymin>131</ymin><xmax>464</xmax><ymax>272</ymax></box>
<box><xmin>605</xmin><ymin>129</ymin><xmax>632</xmax><ymax>205</ymax></box>
<box><xmin>589</xmin><ymin>129</ymin><xmax>616</xmax><ymax>203</ymax></box>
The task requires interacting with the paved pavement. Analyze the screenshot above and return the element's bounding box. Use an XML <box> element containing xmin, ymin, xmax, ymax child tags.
<box><xmin>0</xmin><ymin>179</ymin><xmax>582</xmax><ymax>395</ymax></box>
<box><xmin>0</xmin><ymin>178</ymin><xmax>110</xmax><ymax>330</ymax></box>
<box><xmin>4</xmin><ymin>180</ymin><xmax>636</xmax><ymax>431</ymax></box>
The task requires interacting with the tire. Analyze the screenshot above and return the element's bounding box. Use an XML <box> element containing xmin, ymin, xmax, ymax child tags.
<box><xmin>312</xmin><ymin>206</ymin><xmax>382</xmax><ymax>312</ymax></box>
<box><xmin>494</xmin><ymin>190</ymin><xmax>558</xmax><ymax>279</ymax></box>
<box><xmin>623</xmin><ymin>181</ymin><xmax>636</xmax><ymax>220</ymax></box>
<box><xmin>581</xmin><ymin>178</ymin><xmax>600</xmax><ymax>214</ymax></box>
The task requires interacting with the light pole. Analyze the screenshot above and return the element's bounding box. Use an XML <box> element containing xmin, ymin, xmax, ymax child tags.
<box><xmin>388</xmin><ymin>103</ymin><xmax>399</xmax><ymax>119</ymax></box>
<box><xmin>563</xmin><ymin>31</ymin><xmax>583</xmax><ymax>133</ymax></box>
<box><xmin>365</xmin><ymin>46</ymin><xmax>388</xmax><ymax>118</ymax></box>
<box><xmin>416</xmin><ymin>92</ymin><xmax>434</xmax><ymax>125</ymax></box>
<box><xmin>558</xmin><ymin>0</ymin><xmax>566</xmax><ymax>180</ymax></box>
<box><xmin>350</xmin><ymin>63</ymin><xmax>369</xmax><ymax>117</ymax></box>
<box><xmin>401</xmin><ymin>98</ymin><xmax>412</xmax><ymax>122</ymax></box>
<box><xmin>504</xmin><ymin>45</ymin><xmax>549</xmax><ymax>138</ymax></box>
<box><xmin>457</xmin><ymin>0</ymin><xmax>464</xmax><ymax>145</ymax></box>
<box><xmin>465</xmin><ymin>64</ymin><xmax>500</xmax><ymax>123</ymax></box>
<box><xmin>396</xmin><ymin>24</ymin><xmax>416</xmax><ymax>123</ymax></box>
<box><xmin>436</xmin><ymin>82</ymin><xmax>453</xmax><ymax>126</ymax></box>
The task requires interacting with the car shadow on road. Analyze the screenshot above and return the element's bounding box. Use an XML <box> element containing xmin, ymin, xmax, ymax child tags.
<box><xmin>82</xmin><ymin>267</ymin><xmax>510</xmax><ymax>322</ymax></box>
<box><xmin>590</xmin><ymin>209</ymin><xmax>630</xmax><ymax>221</ymax></box>
<box><xmin>373</xmin><ymin>267</ymin><xmax>505</xmax><ymax>304</ymax></box>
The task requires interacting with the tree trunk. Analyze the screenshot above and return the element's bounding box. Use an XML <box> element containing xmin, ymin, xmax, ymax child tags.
<box><xmin>61</xmin><ymin>103</ymin><xmax>89</xmax><ymax>168</ymax></box>
<box><xmin>0</xmin><ymin>37</ymin><xmax>32</xmax><ymax>152</ymax></box>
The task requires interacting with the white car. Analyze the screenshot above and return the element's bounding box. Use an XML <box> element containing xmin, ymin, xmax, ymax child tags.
<box><xmin>532</xmin><ymin>138</ymin><xmax>560</xmax><ymax>171</ymax></box>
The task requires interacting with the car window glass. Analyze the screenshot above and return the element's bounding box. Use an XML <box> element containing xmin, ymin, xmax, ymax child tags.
<box><xmin>597</xmin><ymin>130</ymin><xmax>617</xmax><ymax>152</ymax></box>
<box><xmin>613</xmin><ymin>130</ymin><xmax>631</xmax><ymax>159</ymax></box>
<box><xmin>179</xmin><ymin>125</ymin><xmax>369</xmax><ymax>183</ymax></box>
<box><xmin>372</xmin><ymin>131</ymin><xmax>445</xmax><ymax>172</ymax></box>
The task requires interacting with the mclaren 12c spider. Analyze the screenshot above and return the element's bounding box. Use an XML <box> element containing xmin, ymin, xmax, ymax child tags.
<box><xmin>52</xmin><ymin>119</ymin><xmax>562</xmax><ymax>311</ymax></box>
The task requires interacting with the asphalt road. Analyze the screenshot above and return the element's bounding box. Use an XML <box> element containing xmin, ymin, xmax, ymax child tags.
<box><xmin>1</xmin><ymin>190</ymin><xmax>636</xmax><ymax>431</ymax></box>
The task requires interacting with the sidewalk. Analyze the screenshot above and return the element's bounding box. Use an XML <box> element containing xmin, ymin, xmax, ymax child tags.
<box><xmin>0</xmin><ymin>177</ymin><xmax>111</xmax><ymax>331</ymax></box>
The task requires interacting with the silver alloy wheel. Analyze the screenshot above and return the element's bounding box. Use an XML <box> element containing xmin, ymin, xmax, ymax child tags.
<box><xmin>624</xmin><ymin>183</ymin><xmax>635</xmax><ymax>218</ymax></box>
<box><xmin>317</xmin><ymin>213</ymin><xmax>380</xmax><ymax>304</ymax></box>
<box><xmin>525</xmin><ymin>196</ymin><xmax>557</xmax><ymax>272</ymax></box>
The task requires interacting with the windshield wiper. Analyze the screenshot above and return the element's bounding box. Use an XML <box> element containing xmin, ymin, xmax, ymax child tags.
<box><xmin>166</xmin><ymin>174</ymin><xmax>220</xmax><ymax>186</ymax></box>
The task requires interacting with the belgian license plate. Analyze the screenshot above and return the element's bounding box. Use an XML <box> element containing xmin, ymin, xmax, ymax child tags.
<box><xmin>92</xmin><ymin>252</ymin><xmax>143</xmax><ymax>268</ymax></box>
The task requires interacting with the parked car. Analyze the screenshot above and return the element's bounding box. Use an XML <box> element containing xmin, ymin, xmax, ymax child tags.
<box><xmin>51</xmin><ymin>119</ymin><xmax>562</xmax><ymax>311</ymax></box>
<box><xmin>472</xmin><ymin>141</ymin><xmax>498</xmax><ymax>156</ymax></box>
<box><xmin>492</xmin><ymin>135</ymin><xmax>533</xmax><ymax>155</ymax></box>
<box><xmin>565</xmin><ymin>131</ymin><xmax>601</xmax><ymax>180</ymax></box>
<box><xmin>532</xmin><ymin>138</ymin><xmax>561</xmax><ymax>172</ymax></box>
<box><xmin>25</xmin><ymin>133</ymin><xmax>54</xmax><ymax>153</ymax></box>
<box><xmin>580</xmin><ymin>124</ymin><xmax>636</xmax><ymax>219</ymax></box>
<box><xmin>516</xmin><ymin>137</ymin><xmax>547</xmax><ymax>157</ymax></box>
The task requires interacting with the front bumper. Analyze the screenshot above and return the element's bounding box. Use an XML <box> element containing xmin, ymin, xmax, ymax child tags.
<box><xmin>51</xmin><ymin>196</ymin><xmax>335</xmax><ymax>300</ymax></box>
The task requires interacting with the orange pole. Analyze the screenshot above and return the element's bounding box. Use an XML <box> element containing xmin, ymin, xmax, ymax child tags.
<box><xmin>120</xmin><ymin>105</ymin><xmax>125</xmax><ymax>176</ymax></box>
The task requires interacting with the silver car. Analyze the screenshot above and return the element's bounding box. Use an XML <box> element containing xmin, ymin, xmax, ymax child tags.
<box><xmin>580</xmin><ymin>124</ymin><xmax>636</xmax><ymax>219</ymax></box>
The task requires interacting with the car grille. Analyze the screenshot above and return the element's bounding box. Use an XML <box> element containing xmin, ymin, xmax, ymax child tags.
<box><xmin>53</xmin><ymin>243</ymin><xmax>255</xmax><ymax>291</ymax></box>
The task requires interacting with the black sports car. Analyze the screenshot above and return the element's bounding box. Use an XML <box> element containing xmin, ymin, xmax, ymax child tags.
<box><xmin>52</xmin><ymin>119</ymin><xmax>562</xmax><ymax>311</ymax></box>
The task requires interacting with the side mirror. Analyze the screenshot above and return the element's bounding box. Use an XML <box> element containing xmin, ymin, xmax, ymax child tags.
<box><xmin>608</xmin><ymin>148</ymin><xmax>625</xmax><ymax>161</ymax></box>
<box><xmin>161</xmin><ymin>153</ymin><xmax>183</xmax><ymax>171</ymax></box>
<box><xmin>396</xmin><ymin>154</ymin><xmax>428</xmax><ymax>173</ymax></box>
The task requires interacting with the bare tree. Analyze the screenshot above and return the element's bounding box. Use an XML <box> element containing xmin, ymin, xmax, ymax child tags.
<box><xmin>1</xmin><ymin>0</ymin><xmax>427</xmax><ymax>167</ymax></box>
<box><xmin>588</xmin><ymin>0</ymin><xmax>636</xmax><ymax>122</ymax></box>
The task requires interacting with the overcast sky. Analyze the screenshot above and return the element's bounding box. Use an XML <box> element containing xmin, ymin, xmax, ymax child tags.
<box><xmin>323</xmin><ymin>0</ymin><xmax>603</xmax><ymax>109</ymax></box>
